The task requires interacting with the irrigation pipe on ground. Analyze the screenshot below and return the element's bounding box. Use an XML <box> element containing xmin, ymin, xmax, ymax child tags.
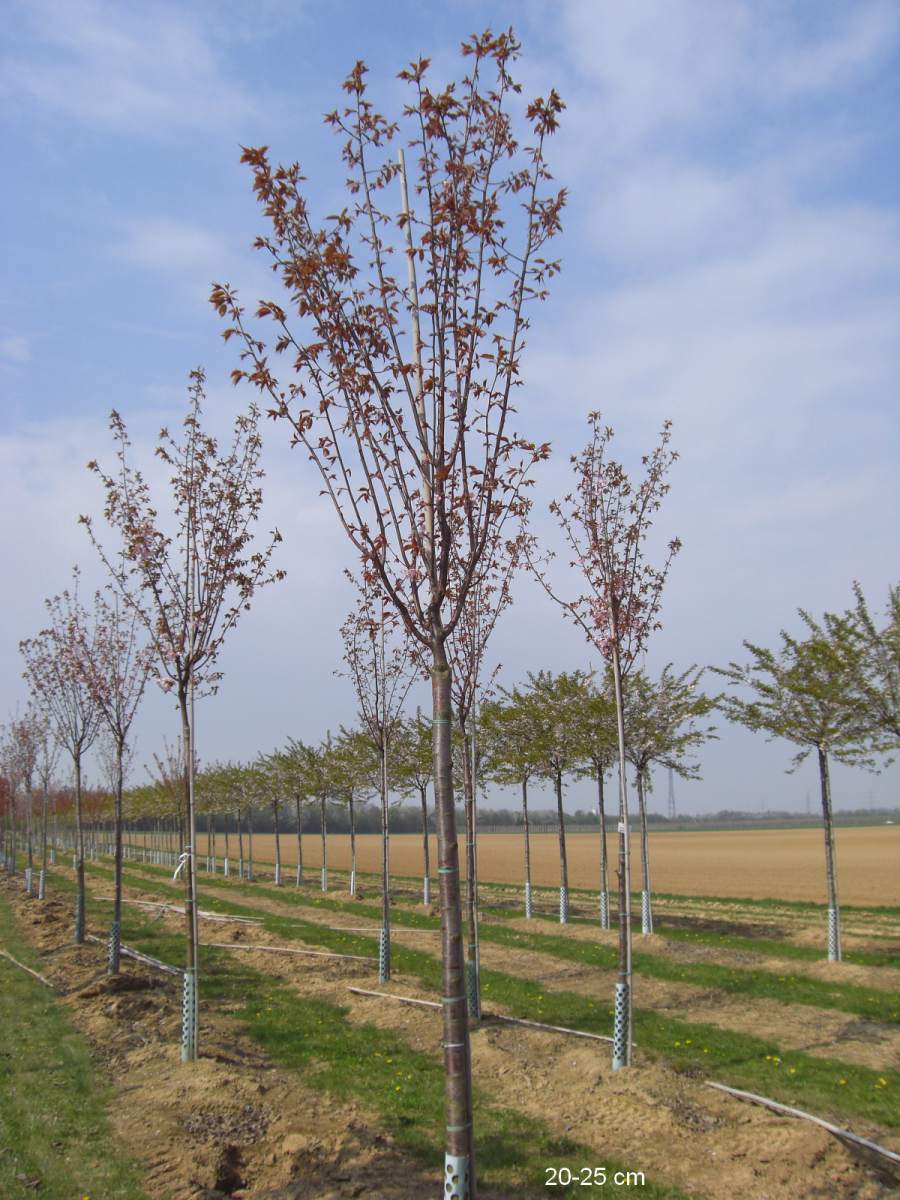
<box><xmin>349</xmin><ymin>990</ymin><xmax>898</xmax><ymax>1173</ymax></box>
<box><xmin>203</xmin><ymin>941</ymin><xmax>374</xmax><ymax>964</ymax></box>
<box><xmin>347</xmin><ymin>987</ymin><xmax>615</xmax><ymax>1043</ymax></box>
<box><xmin>85</xmin><ymin>933</ymin><xmax>183</xmax><ymax>977</ymax></box>
<box><xmin>95</xmin><ymin>897</ymin><xmax>263</xmax><ymax>925</ymax></box>
<box><xmin>705</xmin><ymin>1082</ymin><xmax>900</xmax><ymax>1175</ymax></box>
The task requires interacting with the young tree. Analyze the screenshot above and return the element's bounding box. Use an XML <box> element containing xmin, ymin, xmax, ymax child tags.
<box><xmin>34</xmin><ymin>718</ymin><xmax>60</xmax><ymax>898</ymax></box>
<box><xmin>622</xmin><ymin>665</ymin><xmax>716</xmax><ymax>935</ymax></box>
<box><xmin>82</xmin><ymin>591</ymin><xmax>150</xmax><ymax>972</ymax></box>
<box><xmin>715</xmin><ymin>617</ymin><xmax>875</xmax><ymax>961</ymax></box>
<box><xmin>503</xmin><ymin>671</ymin><xmax>591</xmax><ymax>924</ymax></box>
<box><xmin>20</xmin><ymin>572</ymin><xmax>104</xmax><ymax>941</ymax></box>
<box><xmin>826</xmin><ymin>582</ymin><xmax>900</xmax><ymax>751</ymax></box>
<box><xmin>213</xmin><ymin>31</ymin><xmax>564</xmax><ymax>1186</ymax></box>
<box><xmin>479</xmin><ymin>694</ymin><xmax>543</xmax><ymax>917</ymax></box>
<box><xmin>445</xmin><ymin>518</ymin><xmax>529</xmax><ymax>1019</ymax></box>
<box><xmin>394</xmin><ymin>711</ymin><xmax>434</xmax><ymax>904</ymax></box>
<box><xmin>82</xmin><ymin>369</ymin><xmax>283</xmax><ymax>1060</ymax></box>
<box><xmin>3</xmin><ymin>708</ymin><xmax>43</xmax><ymax>895</ymax></box>
<box><xmin>339</xmin><ymin>573</ymin><xmax>416</xmax><ymax>979</ymax></box>
<box><xmin>582</xmin><ymin>677</ymin><xmax>619</xmax><ymax>929</ymax></box>
<box><xmin>532</xmin><ymin>415</ymin><xmax>680</xmax><ymax>1069</ymax></box>
<box><xmin>271</xmin><ymin>744</ymin><xmax>312</xmax><ymax>886</ymax></box>
<box><xmin>286</xmin><ymin>738</ymin><xmax>334</xmax><ymax>892</ymax></box>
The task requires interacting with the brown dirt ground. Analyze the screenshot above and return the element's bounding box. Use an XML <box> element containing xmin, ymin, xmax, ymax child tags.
<box><xmin>134</xmin><ymin>907</ymin><xmax>899</xmax><ymax>1200</ymax></box>
<box><xmin>0</xmin><ymin>877</ymin><xmax>451</xmax><ymax>1200</ymax></box>
<box><xmin>181</xmin><ymin>827</ymin><xmax>900</xmax><ymax>906</ymax></box>
<box><xmin>22</xmin><ymin>862</ymin><xmax>900</xmax><ymax>1198</ymax></box>
<box><xmin>120</xmin><ymin>867</ymin><xmax>900</xmax><ymax>1075</ymax></box>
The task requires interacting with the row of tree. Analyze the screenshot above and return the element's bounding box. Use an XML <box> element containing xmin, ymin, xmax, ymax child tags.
<box><xmin>3</xmin><ymin>32</ymin><xmax>898</xmax><ymax>1197</ymax></box>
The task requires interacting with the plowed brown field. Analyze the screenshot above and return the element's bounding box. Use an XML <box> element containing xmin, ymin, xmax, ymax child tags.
<box><xmin>194</xmin><ymin>825</ymin><xmax>900</xmax><ymax>906</ymax></box>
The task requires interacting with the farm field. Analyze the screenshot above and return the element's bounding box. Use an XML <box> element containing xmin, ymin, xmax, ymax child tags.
<box><xmin>2</xmin><ymin>850</ymin><xmax>897</xmax><ymax>1199</ymax></box>
<box><xmin>185</xmin><ymin>826</ymin><xmax>900</xmax><ymax>906</ymax></box>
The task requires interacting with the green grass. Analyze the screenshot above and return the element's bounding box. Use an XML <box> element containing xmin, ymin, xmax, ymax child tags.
<box><xmin>113</xmin><ymin>858</ymin><xmax>900</xmax><ymax>1025</ymax></box>
<box><xmin>0</xmin><ymin>891</ymin><xmax>152</xmax><ymax>1200</ymax></box>
<box><xmin>82</xmin><ymin>861</ymin><xmax>900</xmax><ymax>1131</ymax></box>
<box><xmin>480</xmin><ymin>901</ymin><xmax>900</xmax><ymax>968</ymax></box>
<box><xmin>66</xmin><ymin>870</ymin><xmax>687</xmax><ymax>1198</ymax></box>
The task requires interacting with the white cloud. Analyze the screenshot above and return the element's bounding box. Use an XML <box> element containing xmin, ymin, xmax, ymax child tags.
<box><xmin>559</xmin><ymin>0</ymin><xmax>900</xmax><ymax>150</ymax></box>
<box><xmin>0</xmin><ymin>335</ymin><xmax>30</xmax><ymax>363</ymax></box>
<box><xmin>112</xmin><ymin>218</ymin><xmax>228</xmax><ymax>275</ymax></box>
<box><xmin>1</xmin><ymin>0</ymin><xmax>261</xmax><ymax>136</ymax></box>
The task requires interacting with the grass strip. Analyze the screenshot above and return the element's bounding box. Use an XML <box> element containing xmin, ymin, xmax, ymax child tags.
<box><xmin>478</xmin><ymin>901</ymin><xmax>900</xmax><ymax>968</ymax></box>
<box><xmin>67</xmin><ymin>871</ymin><xmax>687</xmax><ymax>1199</ymax></box>
<box><xmin>114</xmin><ymin>858</ymin><xmax>900</xmax><ymax>1024</ymax></box>
<box><xmin>0</xmin><ymin>890</ymin><xmax>152</xmax><ymax>1200</ymax></box>
<box><xmin>83</xmin><ymin>862</ymin><xmax>899</xmax><ymax>1130</ymax></box>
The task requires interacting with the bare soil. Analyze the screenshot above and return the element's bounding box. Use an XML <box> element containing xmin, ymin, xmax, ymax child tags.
<box><xmin>131</xmin><ymin>900</ymin><xmax>899</xmax><ymax>1200</ymax></box>
<box><xmin>185</xmin><ymin>826</ymin><xmax>900</xmax><ymax>906</ymax></box>
<box><xmin>13</xmin><ymin>861</ymin><xmax>899</xmax><ymax>1200</ymax></box>
<box><xmin>0</xmin><ymin>878</ymin><xmax>448</xmax><ymax>1200</ymax></box>
<box><xmin>135</xmin><ymin>869</ymin><xmax>900</xmax><ymax>1074</ymax></box>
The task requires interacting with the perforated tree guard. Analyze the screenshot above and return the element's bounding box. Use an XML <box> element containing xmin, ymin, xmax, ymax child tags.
<box><xmin>108</xmin><ymin>919</ymin><xmax>121</xmax><ymax>975</ymax></box>
<box><xmin>423</xmin><ymin>874</ymin><xmax>431</xmax><ymax>906</ymax></box>
<box><xmin>559</xmin><ymin>884</ymin><xmax>569</xmax><ymax>924</ymax></box>
<box><xmin>524</xmin><ymin>881</ymin><xmax>533</xmax><ymax>919</ymax></box>
<box><xmin>444</xmin><ymin>1153</ymin><xmax>470</xmax><ymax>1199</ymax></box>
<box><xmin>321</xmin><ymin>865</ymin><xmax>328</xmax><ymax>893</ymax></box>
<box><xmin>181</xmin><ymin>967</ymin><xmax>198</xmax><ymax>1062</ymax></box>
<box><xmin>827</xmin><ymin>907</ymin><xmax>842</xmax><ymax>962</ymax></box>
<box><xmin>465</xmin><ymin>957</ymin><xmax>481</xmax><ymax>1022</ymax></box>
<box><xmin>349</xmin><ymin>868</ymin><xmax>356</xmax><ymax>896</ymax></box>
<box><xmin>599</xmin><ymin>889</ymin><xmax>610</xmax><ymax>929</ymax></box>
<box><xmin>24</xmin><ymin>867</ymin><xmax>32</xmax><ymax>896</ymax></box>
<box><xmin>612</xmin><ymin>981</ymin><xmax>629</xmax><ymax>1071</ymax></box>
<box><xmin>378</xmin><ymin>927</ymin><xmax>391</xmax><ymax>983</ymax></box>
<box><xmin>38</xmin><ymin>869</ymin><xmax>45</xmax><ymax>900</ymax></box>
<box><xmin>49</xmin><ymin>847</ymin><xmax>56</xmax><ymax>865</ymax></box>
<box><xmin>641</xmin><ymin>889</ymin><xmax>653</xmax><ymax>935</ymax></box>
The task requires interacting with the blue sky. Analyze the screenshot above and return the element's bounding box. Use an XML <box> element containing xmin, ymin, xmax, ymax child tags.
<box><xmin>2</xmin><ymin>0</ymin><xmax>899</xmax><ymax>814</ymax></box>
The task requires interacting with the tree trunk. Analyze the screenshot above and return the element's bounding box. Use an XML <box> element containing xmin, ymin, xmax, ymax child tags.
<box><xmin>246</xmin><ymin>803</ymin><xmax>255</xmax><ymax>881</ymax></box>
<box><xmin>597</xmin><ymin>766</ymin><xmax>610</xmax><ymax>929</ymax></box>
<box><xmin>109</xmin><ymin>737</ymin><xmax>124</xmax><ymax>974</ymax></box>
<box><xmin>320</xmin><ymin>795</ymin><xmax>328</xmax><ymax>892</ymax></box>
<box><xmin>273</xmin><ymin>801</ymin><xmax>282</xmax><ymax>886</ymax></box>
<box><xmin>610</xmin><ymin>644</ymin><xmax>633</xmax><ymax>1069</ymax></box>
<box><xmin>178</xmin><ymin>689</ymin><xmax>199</xmax><ymax>1062</ymax></box>
<box><xmin>522</xmin><ymin>776</ymin><xmax>533</xmax><ymax>918</ymax></box>
<box><xmin>555</xmin><ymin>767</ymin><xmax>569</xmax><ymax>923</ymax></box>
<box><xmin>419</xmin><ymin>783</ymin><xmax>431</xmax><ymax>906</ymax></box>
<box><xmin>74</xmin><ymin>753</ymin><xmax>86</xmax><ymax>944</ymax></box>
<box><xmin>636</xmin><ymin>769</ymin><xmax>653</xmax><ymax>935</ymax></box>
<box><xmin>349</xmin><ymin>790</ymin><xmax>357</xmax><ymax>896</ymax></box>
<box><xmin>817</xmin><ymin>745</ymin><xmax>842</xmax><ymax>962</ymax></box>
<box><xmin>460</xmin><ymin>724</ymin><xmax>480</xmax><ymax>1019</ymax></box>
<box><xmin>39</xmin><ymin>782</ymin><xmax>49</xmax><ymax>900</ymax></box>
<box><xmin>24</xmin><ymin>784</ymin><xmax>34</xmax><ymax>894</ymax></box>
<box><xmin>294</xmin><ymin>794</ymin><xmax>303</xmax><ymax>886</ymax></box>
<box><xmin>431</xmin><ymin>635</ymin><xmax>475</xmax><ymax>1193</ymax></box>
<box><xmin>379</xmin><ymin>743</ymin><xmax>391</xmax><ymax>981</ymax></box>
